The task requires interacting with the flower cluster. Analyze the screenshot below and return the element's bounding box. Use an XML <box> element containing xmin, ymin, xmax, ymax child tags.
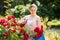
<box><xmin>0</xmin><ymin>15</ymin><xmax>43</xmax><ymax>40</ymax></box>
<box><xmin>0</xmin><ymin>19</ymin><xmax>8</xmax><ymax>25</ymax></box>
<box><xmin>0</xmin><ymin>16</ymin><xmax>18</xmax><ymax>37</ymax></box>
<box><xmin>0</xmin><ymin>15</ymin><xmax>29</xmax><ymax>40</ymax></box>
<box><xmin>0</xmin><ymin>16</ymin><xmax>18</xmax><ymax>28</ymax></box>
<box><xmin>34</xmin><ymin>25</ymin><xmax>43</xmax><ymax>38</ymax></box>
<box><xmin>8</xmin><ymin>15</ymin><xmax>15</xmax><ymax>20</ymax></box>
<box><xmin>4</xmin><ymin>32</ymin><xmax>10</xmax><ymax>37</ymax></box>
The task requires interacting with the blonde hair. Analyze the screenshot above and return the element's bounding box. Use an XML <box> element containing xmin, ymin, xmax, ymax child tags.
<box><xmin>30</xmin><ymin>4</ymin><xmax>37</xmax><ymax>10</ymax></box>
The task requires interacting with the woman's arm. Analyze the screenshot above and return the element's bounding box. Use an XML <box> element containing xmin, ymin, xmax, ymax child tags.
<box><xmin>34</xmin><ymin>17</ymin><xmax>44</xmax><ymax>38</ymax></box>
<box><xmin>37</xmin><ymin>17</ymin><xmax>42</xmax><ymax>27</ymax></box>
<box><xmin>18</xmin><ymin>16</ymin><xmax>27</xmax><ymax>24</ymax></box>
<box><xmin>18</xmin><ymin>16</ymin><xmax>28</xmax><ymax>27</ymax></box>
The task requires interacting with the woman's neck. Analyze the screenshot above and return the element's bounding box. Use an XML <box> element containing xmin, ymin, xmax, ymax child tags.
<box><xmin>30</xmin><ymin>14</ymin><xmax>36</xmax><ymax>17</ymax></box>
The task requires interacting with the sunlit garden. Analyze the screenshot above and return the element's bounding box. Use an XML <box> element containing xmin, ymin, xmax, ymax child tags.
<box><xmin>0</xmin><ymin>0</ymin><xmax>60</xmax><ymax>40</ymax></box>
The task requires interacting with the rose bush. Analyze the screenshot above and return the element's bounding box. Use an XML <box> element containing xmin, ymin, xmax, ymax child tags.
<box><xmin>0</xmin><ymin>15</ymin><xmax>24</xmax><ymax>40</ymax></box>
<box><xmin>0</xmin><ymin>15</ymin><xmax>43</xmax><ymax>40</ymax></box>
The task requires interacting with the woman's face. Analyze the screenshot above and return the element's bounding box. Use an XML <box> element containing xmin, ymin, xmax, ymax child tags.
<box><xmin>30</xmin><ymin>7</ymin><xmax>37</xmax><ymax>14</ymax></box>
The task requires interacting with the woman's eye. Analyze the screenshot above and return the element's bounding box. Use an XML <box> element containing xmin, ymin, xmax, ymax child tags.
<box><xmin>31</xmin><ymin>10</ymin><xmax>35</xmax><ymax>11</ymax></box>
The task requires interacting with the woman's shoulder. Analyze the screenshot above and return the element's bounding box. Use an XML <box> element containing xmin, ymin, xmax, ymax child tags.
<box><xmin>23</xmin><ymin>15</ymin><xmax>30</xmax><ymax>18</ymax></box>
<box><xmin>36</xmin><ymin>15</ymin><xmax>40</xmax><ymax>19</ymax></box>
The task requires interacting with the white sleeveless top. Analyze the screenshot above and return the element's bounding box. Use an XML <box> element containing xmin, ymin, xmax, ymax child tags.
<box><xmin>23</xmin><ymin>15</ymin><xmax>41</xmax><ymax>31</ymax></box>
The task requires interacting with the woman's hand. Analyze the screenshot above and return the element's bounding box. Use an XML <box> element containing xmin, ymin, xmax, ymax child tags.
<box><xmin>19</xmin><ymin>21</ymin><xmax>27</xmax><ymax>27</ymax></box>
<box><xmin>17</xmin><ymin>15</ymin><xmax>28</xmax><ymax>27</ymax></box>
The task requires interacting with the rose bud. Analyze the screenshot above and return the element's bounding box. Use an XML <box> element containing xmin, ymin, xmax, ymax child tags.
<box><xmin>11</xmin><ymin>15</ymin><xmax>15</xmax><ymax>19</ymax></box>
<box><xmin>4</xmin><ymin>32</ymin><xmax>10</xmax><ymax>37</ymax></box>
<box><xmin>8</xmin><ymin>16</ymin><xmax>12</xmax><ymax>20</ymax></box>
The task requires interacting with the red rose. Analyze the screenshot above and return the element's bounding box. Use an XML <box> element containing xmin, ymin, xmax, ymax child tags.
<box><xmin>34</xmin><ymin>27</ymin><xmax>40</xmax><ymax>33</ymax></box>
<box><xmin>3</xmin><ymin>22</ymin><xmax>10</xmax><ymax>28</ymax></box>
<box><xmin>20</xmin><ymin>23</ymin><xmax>25</xmax><ymax>27</ymax></box>
<box><xmin>13</xmin><ymin>19</ymin><xmax>17</xmax><ymax>23</ymax></box>
<box><xmin>3</xmin><ymin>23</ymin><xmax>7</xmax><ymax>27</ymax></box>
<box><xmin>35</xmin><ymin>34</ymin><xmax>41</xmax><ymax>38</ymax></box>
<box><xmin>8</xmin><ymin>16</ymin><xmax>12</xmax><ymax>20</ymax></box>
<box><xmin>20</xmin><ymin>20</ymin><xmax>27</xmax><ymax>27</ymax></box>
<box><xmin>0</xmin><ymin>19</ymin><xmax>8</xmax><ymax>24</ymax></box>
<box><xmin>13</xmin><ymin>23</ymin><xmax>18</xmax><ymax>27</ymax></box>
<box><xmin>20</xmin><ymin>28</ymin><xmax>25</xmax><ymax>33</ymax></box>
<box><xmin>8</xmin><ymin>16</ymin><xmax>15</xmax><ymax>20</ymax></box>
<box><xmin>7</xmin><ymin>22</ymin><xmax>10</xmax><ymax>28</ymax></box>
<box><xmin>4</xmin><ymin>32</ymin><xmax>10</xmax><ymax>37</ymax></box>
<box><xmin>34</xmin><ymin>26</ymin><xmax>43</xmax><ymax>38</ymax></box>
<box><xmin>13</xmin><ymin>20</ymin><xmax>18</xmax><ymax>27</ymax></box>
<box><xmin>12</xmin><ymin>28</ymin><xmax>16</xmax><ymax>33</ymax></box>
<box><xmin>24</xmin><ymin>32</ymin><xmax>29</xmax><ymax>40</ymax></box>
<box><xmin>1</xmin><ymin>19</ymin><xmax>7</xmax><ymax>23</ymax></box>
<box><xmin>11</xmin><ymin>16</ymin><xmax>15</xmax><ymax>19</ymax></box>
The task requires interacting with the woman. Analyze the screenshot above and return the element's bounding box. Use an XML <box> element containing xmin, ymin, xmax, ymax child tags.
<box><xmin>19</xmin><ymin>4</ymin><xmax>45</xmax><ymax>40</ymax></box>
